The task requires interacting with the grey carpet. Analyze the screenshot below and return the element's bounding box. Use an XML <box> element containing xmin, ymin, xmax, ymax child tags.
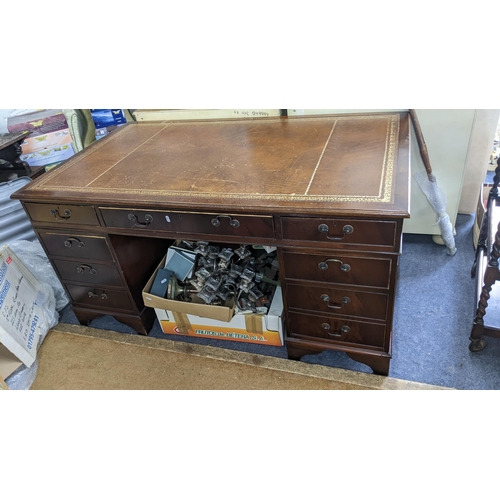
<box><xmin>59</xmin><ymin>213</ymin><xmax>499</xmax><ymax>389</ymax></box>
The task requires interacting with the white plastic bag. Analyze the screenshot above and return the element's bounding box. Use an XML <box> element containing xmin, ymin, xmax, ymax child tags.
<box><xmin>8</xmin><ymin>240</ymin><xmax>69</xmax><ymax>311</ymax></box>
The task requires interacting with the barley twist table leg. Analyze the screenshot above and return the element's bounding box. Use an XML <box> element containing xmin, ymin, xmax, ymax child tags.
<box><xmin>470</xmin><ymin>219</ymin><xmax>500</xmax><ymax>352</ymax></box>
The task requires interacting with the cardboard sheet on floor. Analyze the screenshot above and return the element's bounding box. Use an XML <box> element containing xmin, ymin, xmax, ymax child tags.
<box><xmin>0</xmin><ymin>343</ymin><xmax>22</xmax><ymax>380</ymax></box>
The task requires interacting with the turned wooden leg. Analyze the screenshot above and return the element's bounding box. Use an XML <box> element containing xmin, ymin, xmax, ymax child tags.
<box><xmin>472</xmin><ymin>159</ymin><xmax>500</xmax><ymax>352</ymax></box>
<box><xmin>470</xmin><ymin>291</ymin><xmax>489</xmax><ymax>352</ymax></box>
<box><xmin>470</xmin><ymin>219</ymin><xmax>500</xmax><ymax>352</ymax></box>
<box><xmin>470</xmin><ymin>269</ymin><xmax>492</xmax><ymax>351</ymax></box>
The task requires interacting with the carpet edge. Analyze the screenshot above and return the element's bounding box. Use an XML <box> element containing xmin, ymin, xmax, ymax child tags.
<box><xmin>49</xmin><ymin>324</ymin><xmax>452</xmax><ymax>390</ymax></box>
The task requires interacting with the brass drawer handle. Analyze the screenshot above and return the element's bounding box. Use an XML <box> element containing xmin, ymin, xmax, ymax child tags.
<box><xmin>321</xmin><ymin>294</ymin><xmax>350</xmax><ymax>309</ymax></box>
<box><xmin>128</xmin><ymin>213</ymin><xmax>153</xmax><ymax>228</ymax></box>
<box><xmin>49</xmin><ymin>208</ymin><xmax>72</xmax><ymax>221</ymax></box>
<box><xmin>318</xmin><ymin>259</ymin><xmax>351</xmax><ymax>272</ymax></box>
<box><xmin>318</xmin><ymin>223</ymin><xmax>354</xmax><ymax>241</ymax></box>
<box><xmin>211</xmin><ymin>215</ymin><xmax>240</xmax><ymax>228</ymax></box>
<box><xmin>77</xmin><ymin>264</ymin><xmax>97</xmax><ymax>275</ymax></box>
<box><xmin>64</xmin><ymin>237</ymin><xmax>85</xmax><ymax>248</ymax></box>
<box><xmin>88</xmin><ymin>291</ymin><xmax>107</xmax><ymax>300</ymax></box>
<box><xmin>322</xmin><ymin>323</ymin><xmax>350</xmax><ymax>337</ymax></box>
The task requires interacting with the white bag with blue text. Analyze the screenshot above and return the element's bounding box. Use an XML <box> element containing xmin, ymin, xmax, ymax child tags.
<box><xmin>0</xmin><ymin>244</ymin><xmax>57</xmax><ymax>372</ymax></box>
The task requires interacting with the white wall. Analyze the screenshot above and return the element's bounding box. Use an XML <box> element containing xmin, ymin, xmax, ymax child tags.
<box><xmin>459</xmin><ymin>110</ymin><xmax>500</xmax><ymax>214</ymax></box>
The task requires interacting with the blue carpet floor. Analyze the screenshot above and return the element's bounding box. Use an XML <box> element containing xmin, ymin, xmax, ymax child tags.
<box><xmin>59</xmin><ymin>213</ymin><xmax>500</xmax><ymax>390</ymax></box>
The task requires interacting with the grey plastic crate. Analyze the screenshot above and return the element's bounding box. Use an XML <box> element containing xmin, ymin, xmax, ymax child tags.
<box><xmin>0</xmin><ymin>177</ymin><xmax>36</xmax><ymax>247</ymax></box>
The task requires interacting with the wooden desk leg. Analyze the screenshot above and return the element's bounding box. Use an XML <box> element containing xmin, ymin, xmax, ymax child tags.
<box><xmin>470</xmin><ymin>222</ymin><xmax>500</xmax><ymax>352</ymax></box>
<box><xmin>347</xmin><ymin>353</ymin><xmax>390</xmax><ymax>376</ymax></box>
<box><xmin>470</xmin><ymin>280</ymin><xmax>492</xmax><ymax>352</ymax></box>
<box><xmin>286</xmin><ymin>343</ymin><xmax>390</xmax><ymax>376</ymax></box>
<box><xmin>72</xmin><ymin>307</ymin><xmax>154</xmax><ymax>336</ymax></box>
<box><xmin>286</xmin><ymin>343</ymin><xmax>324</xmax><ymax>361</ymax></box>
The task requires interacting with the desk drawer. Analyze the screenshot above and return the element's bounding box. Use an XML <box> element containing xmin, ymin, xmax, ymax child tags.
<box><xmin>288</xmin><ymin>311</ymin><xmax>386</xmax><ymax>349</ymax></box>
<box><xmin>286</xmin><ymin>283</ymin><xmax>389</xmax><ymax>321</ymax></box>
<box><xmin>282</xmin><ymin>251</ymin><xmax>392</xmax><ymax>289</ymax></box>
<box><xmin>65</xmin><ymin>284</ymin><xmax>134</xmax><ymax>311</ymax></box>
<box><xmin>100</xmin><ymin>208</ymin><xmax>275</xmax><ymax>239</ymax></box>
<box><xmin>38</xmin><ymin>231</ymin><xmax>114</xmax><ymax>262</ymax></box>
<box><xmin>52</xmin><ymin>258</ymin><xmax>123</xmax><ymax>287</ymax></box>
<box><xmin>281</xmin><ymin>217</ymin><xmax>397</xmax><ymax>249</ymax></box>
<box><xmin>25</xmin><ymin>203</ymin><xmax>99</xmax><ymax>226</ymax></box>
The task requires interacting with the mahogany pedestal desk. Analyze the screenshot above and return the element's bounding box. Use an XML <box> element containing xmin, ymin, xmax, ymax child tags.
<box><xmin>11</xmin><ymin>113</ymin><xmax>411</xmax><ymax>376</ymax></box>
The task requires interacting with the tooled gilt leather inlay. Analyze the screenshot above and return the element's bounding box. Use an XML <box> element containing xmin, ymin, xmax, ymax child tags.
<box><xmin>33</xmin><ymin>114</ymin><xmax>399</xmax><ymax>204</ymax></box>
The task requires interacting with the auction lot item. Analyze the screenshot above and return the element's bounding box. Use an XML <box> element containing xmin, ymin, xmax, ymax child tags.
<box><xmin>11</xmin><ymin>113</ymin><xmax>410</xmax><ymax>375</ymax></box>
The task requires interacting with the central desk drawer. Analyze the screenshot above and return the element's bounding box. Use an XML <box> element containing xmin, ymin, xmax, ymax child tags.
<box><xmin>38</xmin><ymin>231</ymin><xmax>114</xmax><ymax>262</ymax></box>
<box><xmin>282</xmin><ymin>251</ymin><xmax>392</xmax><ymax>289</ymax></box>
<box><xmin>100</xmin><ymin>208</ymin><xmax>275</xmax><ymax>239</ymax></box>
<box><xmin>286</xmin><ymin>283</ymin><xmax>389</xmax><ymax>321</ymax></box>
<box><xmin>65</xmin><ymin>284</ymin><xmax>133</xmax><ymax>311</ymax></box>
<box><xmin>52</xmin><ymin>258</ymin><xmax>123</xmax><ymax>287</ymax></box>
<box><xmin>25</xmin><ymin>203</ymin><xmax>99</xmax><ymax>226</ymax></box>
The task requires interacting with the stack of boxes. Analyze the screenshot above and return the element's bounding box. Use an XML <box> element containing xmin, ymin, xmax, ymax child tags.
<box><xmin>7</xmin><ymin>110</ymin><xmax>75</xmax><ymax>171</ymax></box>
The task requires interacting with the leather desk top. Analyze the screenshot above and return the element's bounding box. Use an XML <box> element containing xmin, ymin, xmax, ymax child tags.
<box><xmin>12</xmin><ymin>113</ymin><xmax>411</xmax><ymax>217</ymax></box>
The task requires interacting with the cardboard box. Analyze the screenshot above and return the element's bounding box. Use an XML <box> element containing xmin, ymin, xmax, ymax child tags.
<box><xmin>90</xmin><ymin>109</ymin><xmax>128</xmax><ymax>128</ymax></box>
<box><xmin>154</xmin><ymin>286</ymin><xmax>284</xmax><ymax>346</ymax></box>
<box><xmin>7</xmin><ymin>109</ymin><xmax>68</xmax><ymax>136</ymax></box>
<box><xmin>0</xmin><ymin>246</ymin><xmax>48</xmax><ymax>379</ymax></box>
<box><xmin>20</xmin><ymin>128</ymin><xmax>73</xmax><ymax>154</ymax></box>
<box><xmin>142</xmin><ymin>254</ymin><xmax>236</xmax><ymax>322</ymax></box>
<box><xmin>20</xmin><ymin>143</ymin><xmax>75</xmax><ymax>168</ymax></box>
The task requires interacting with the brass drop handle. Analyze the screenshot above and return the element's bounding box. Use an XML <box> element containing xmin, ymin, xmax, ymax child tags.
<box><xmin>321</xmin><ymin>294</ymin><xmax>350</xmax><ymax>309</ymax></box>
<box><xmin>77</xmin><ymin>264</ymin><xmax>97</xmax><ymax>275</ymax></box>
<box><xmin>88</xmin><ymin>291</ymin><xmax>107</xmax><ymax>300</ymax></box>
<box><xmin>322</xmin><ymin>323</ymin><xmax>350</xmax><ymax>337</ymax></box>
<box><xmin>49</xmin><ymin>208</ymin><xmax>72</xmax><ymax>220</ymax></box>
<box><xmin>64</xmin><ymin>237</ymin><xmax>85</xmax><ymax>248</ymax></box>
<box><xmin>128</xmin><ymin>213</ymin><xmax>153</xmax><ymax>228</ymax></box>
<box><xmin>318</xmin><ymin>223</ymin><xmax>354</xmax><ymax>241</ymax></box>
<box><xmin>318</xmin><ymin>259</ymin><xmax>351</xmax><ymax>272</ymax></box>
<box><xmin>211</xmin><ymin>215</ymin><xmax>240</xmax><ymax>228</ymax></box>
